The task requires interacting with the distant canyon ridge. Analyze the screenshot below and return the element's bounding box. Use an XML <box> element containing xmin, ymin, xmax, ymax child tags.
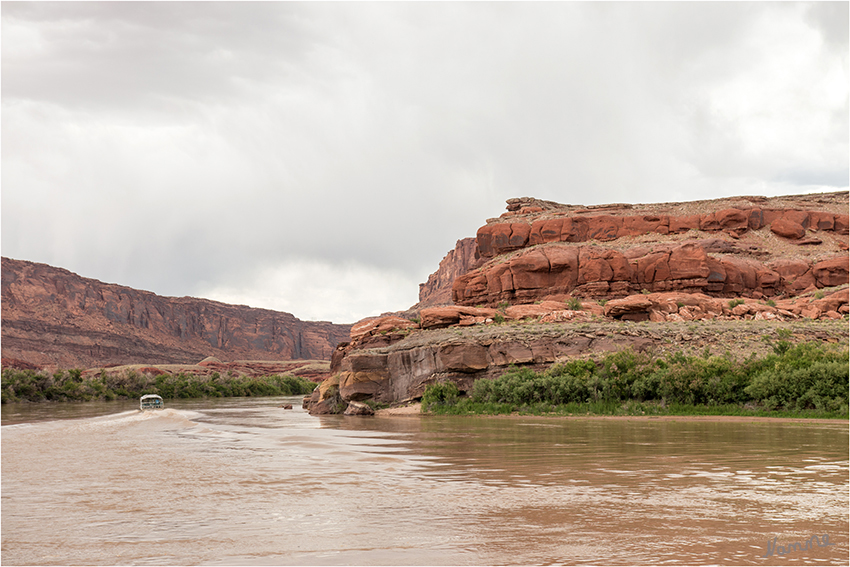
<box><xmin>1</xmin><ymin>257</ymin><xmax>351</xmax><ymax>370</ymax></box>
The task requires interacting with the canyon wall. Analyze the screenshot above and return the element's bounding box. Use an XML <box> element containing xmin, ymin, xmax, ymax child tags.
<box><xmin>308</xmin><ymin>191</ymin><xmax>849</xmax><ymax>413</ymax></box>
<box><xmin>414</xmin><ymin>238</ymin><xmax>481</xmax><ymax>309</ymax></box>
<box><xmin>453</xmin><ymin>193</ymin><xmax>848</xmax><ymax>306</ymax></box>
<box><xmin>1</xmin><ymin>257</ymin><xmax>351</xmax><ymax>370</ymax></box>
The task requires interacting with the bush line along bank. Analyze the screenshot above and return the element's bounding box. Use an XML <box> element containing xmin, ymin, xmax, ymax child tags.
<box><xmin>1</xmin><ymin>369</ymin><xmax>317</xmax><ymax>404</ymax></box>
<box><xmin>422</xmin><ymin>342</ymin><xmax>849</xmax><ymax>418</ymax></box>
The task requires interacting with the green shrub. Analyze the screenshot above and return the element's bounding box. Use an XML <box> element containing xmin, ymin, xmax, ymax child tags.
<box><xmin>744</xmin><ymin>343</ymin><xmax>849</xmax><ymax>410</ymax></box>
<box><xmin>566</xmin><ymin>297</ymin><xmax>583</xmax><ymax>310</ymax></box>
<box><xmin>417</xmin><ymin>343</ymin><xmax>848</xmax><ymax>417</ymax></box>
<box><xmin>1</xmin><ymin>368</ymin><xmax>317</xmax><ymax>404</ymax></box>
<box><xmin>422</xmin><ymin>381</ymin><xmax>460</xmax><ymax>411</ymax></box>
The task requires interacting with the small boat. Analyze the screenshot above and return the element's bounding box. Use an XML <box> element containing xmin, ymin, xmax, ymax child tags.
<box><xmin>140</xmin><ymin>394</ymin><xmax>164</xmax><ymax>411</ymax></box>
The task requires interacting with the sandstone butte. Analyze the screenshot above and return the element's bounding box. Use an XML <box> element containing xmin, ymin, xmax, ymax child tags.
<box><xmin>306</xmin><ymin>191</ymin><xmax>849</xmax><ymax>415</ymax></box>
<box><xmin>1</xmin><ymin>257</ymin><xmax>352</xmax><ymax>377</ymax></box>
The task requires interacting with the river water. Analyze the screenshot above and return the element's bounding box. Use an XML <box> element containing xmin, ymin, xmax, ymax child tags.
<box><xmin>2</xmin><ymin>397</ymin><xmax>847</xmax><ymax>566</ymax></box>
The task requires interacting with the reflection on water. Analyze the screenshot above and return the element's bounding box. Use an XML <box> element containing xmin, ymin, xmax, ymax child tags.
<box><xmin>2</xmin><ymin>398</ymin><xmax>847</xmax><ymax>565</ymax></box>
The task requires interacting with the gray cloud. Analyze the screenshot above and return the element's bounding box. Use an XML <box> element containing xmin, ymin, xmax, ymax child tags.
<box><xmin>3</xmin><ymin>2</ymin><xmax>847</xmax><ymax>322</ymax></box>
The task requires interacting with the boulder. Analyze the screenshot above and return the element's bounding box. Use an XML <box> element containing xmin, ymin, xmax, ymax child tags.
<box><xmin>782</xmin><ymin>210</ymin><xmax>810</xmax><ymax>229</ymax></box>
<box><xmin>809</xmin><ymin>211</ymin><xmax>834</xmax><ymax>231</ymax></box>
<box><xmin>603</xmin><ymin>296</ymin><xmax>654</xmax><ymax>318</ymax></box>
<box><xmin>344</xmin><ymin>401</ymin><xmax>375</xmax><ymax>416</ymax></box>
<box><xmin>812</xmin><ymin>256</ymin><xmax>849</xmax><ymax>287</ymax></box>
<box><xmin>339</xmin><ymin>370</ymin><xmax>389</xmax><ymax>401</ymax></box>
<box><xmin>505</xmin><ymin>301</ymin><xmax>568</xmax><ymax>319</ymax></box>
<box><xmin>420</xmin><ymin>306</ymin><xmax>496</xmax><ymax>329</ymax></box>
<box><xmin>308</xmin><ymin>375</ymin><xmax>345</xmax><ymax>415</ymax></box>
<box><xmin>714</xmin><ymin>208</ymin><xmax>749</xmax><ymax>235</ymax></box>
<box><xmin>812</xmin><ymin>288</ymin><xmax>849</xmax><ymax>313</ymax></box>
<box><xmin>770</xmin><ymin>218</ymin><xmax>805</xmax><ymax>239</ymax></box>
<box><xmin>350</xmin><ymin>316</ymin><xmax>418</xmax><ymax>341</ymax></box>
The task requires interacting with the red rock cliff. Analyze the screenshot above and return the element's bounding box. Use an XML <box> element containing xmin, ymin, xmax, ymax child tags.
<box><xmin>453</xmin><ymin>193</ymin><xmax>849</xmax><ymax>306</ymax></box>
<box><xmin>1</xmin><ymin>257</ymin><xmax>352</xmax><ymax>370</ymax></box>
<box><xmin>414</xmin><ymin>238</ymin><xmax>482</xmax><ymax>309</ymax></box>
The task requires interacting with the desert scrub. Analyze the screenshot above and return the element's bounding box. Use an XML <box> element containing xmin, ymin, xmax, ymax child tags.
<box><xmin>421</xmin><ymin>343</ymin><xmax>848</xmax><ymax>418</ymax></box>
<box><xmin>1</xmin><ymin>369</ymin><xmax>316</xmax><ymax>404</ymax></box>
<box><xmin>421</xmin><ymin>381</ymin><xmax>460</xmax><ymax>412</ymax></box>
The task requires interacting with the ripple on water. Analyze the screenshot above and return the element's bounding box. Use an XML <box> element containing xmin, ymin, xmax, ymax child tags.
<box><xmin>2</xmin><ymin>402</ymin><xmax>847</xmax><ymax>565</ymax></box>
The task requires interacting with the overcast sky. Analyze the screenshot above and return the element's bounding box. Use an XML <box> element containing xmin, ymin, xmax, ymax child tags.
<box><xmin>3</xmin><ymin>2</ymin><xmax>848</xmax><ymax>324</ymax></box>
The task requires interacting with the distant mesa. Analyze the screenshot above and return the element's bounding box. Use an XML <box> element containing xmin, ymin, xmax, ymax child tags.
<box><xmin>1</xmin><ymin>257</ymin><xmax>351</xmax><ymax>371</ymax></box>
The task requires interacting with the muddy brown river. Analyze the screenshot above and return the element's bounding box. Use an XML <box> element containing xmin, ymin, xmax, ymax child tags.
<box><xmin>2</xmin><ymin>397</ymin><xmax>847</xmax><ymax>565</ymax></box>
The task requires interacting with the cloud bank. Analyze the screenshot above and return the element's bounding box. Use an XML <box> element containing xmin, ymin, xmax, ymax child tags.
<box><xmin>3</xmin><ymin>2</ymin><xmax>847</xmax><ymax>323</ymax></box>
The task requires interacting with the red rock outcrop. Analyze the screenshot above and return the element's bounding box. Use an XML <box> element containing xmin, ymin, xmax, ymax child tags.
<box><xmin>310</xmin><ymin>192</ymin><xmax>849</xmax><ymax>413</ymax></box>
<box><xmin>477</xmin><ymin>201</ymin><xmax>848</xmax><ymax>259</ymax></box>
<box><xmin>2</xmin><ymin>257</ymin><xmax>351</xmax><ymax>370</ymax></box>
<box><xmin>310</xmin><ymin>284</ymin><xmax>848</xmax><ymax>412</ymax></box>
<box><xmin>414</xmin><ymin>238</ymin><xmax>482</xmax><ymax>309</ymax></box>
<box><xmin>454</xmin><ymin>192</ymin><xmax>848</xmax><ymax>307</ymax></box>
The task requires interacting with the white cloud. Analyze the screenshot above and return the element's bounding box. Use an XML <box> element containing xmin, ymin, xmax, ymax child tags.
<box><xmin>197</xmin><ymin>260</ymin><xmax>420</xmax><ymax>324</ymax></box>
<box><xmin>2</xmin><ymin>2</ymin><xmax>847</xmax><ymax>323</ymax></box>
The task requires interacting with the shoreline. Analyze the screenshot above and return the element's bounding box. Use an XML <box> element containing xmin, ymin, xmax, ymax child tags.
<box><xmin>377</xmin><ymin>403</ymin><xmax>847</xmax><ymax>423</ymax></box>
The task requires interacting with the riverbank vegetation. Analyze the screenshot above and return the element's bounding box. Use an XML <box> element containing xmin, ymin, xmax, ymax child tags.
<box><xmin>422</xmin><ymin>342</ymin><xmax>849</xmax><ymax>419</ymax></box>
<box><xmin>1</xmin><ymin>369</ymin><xmax>317</xmax><ymax>404</ymax></box>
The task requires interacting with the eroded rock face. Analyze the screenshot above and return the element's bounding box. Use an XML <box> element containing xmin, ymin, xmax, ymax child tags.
<box><xmin>311</xmin><ymin>331</ymin><xmax>662</xmax><ymax>413</ymax></box>
<box><xmin>1</xmin><ymin>257</ymin><xmax>351</xmax><ymax>370</ymax></box>
<box><xmin>317</xmin><ymin>193</ymin><xmax>848</xmax><ymax>413</ymax></box>
<box><xmin>477</xmin><ymin>206</ymin><xmax>848</xmax><ymax>258</ymax></box>
<box><xmin>311</xmin><ymin>284</ymin><xmax>849</xmax><ymax>412</ymax></box>
<box><xmin>453</xmin><ymin>241</ymin><xmax>848</xmax><ymax>307</ymax></box>
<box><xmin>453</xmin><ymin>194</ymin><xmax>848</xmax><ymax>306</ymax></box>
<box><xmin>339</xmin><ymin>352</ymin><xmax>390</xmax><ymax>401</ymax></box>
<box><xmin>415</xmin><ymin>238</ymin><xmax>482</xmax><ymax>309</ymax></box>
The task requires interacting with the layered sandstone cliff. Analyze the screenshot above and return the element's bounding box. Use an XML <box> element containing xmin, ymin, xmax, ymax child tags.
<box><xmin>453</xmin><ymin>192</ymin><xmax>848</xmax><ymax>305</ymax></box>
<box><xmin>414</xmin><ymin>238</ymin><xmax>481</xmax><ymax>309</ymax></box>
<box><xmin>307</xmin><ymin>192</ymin><xmax>849</xmax><ymax>414</ymax></box>
<box><xmin>1</xmin><ymin>257</ymin><xmax>351</xmax><ymax>370</ymax></box>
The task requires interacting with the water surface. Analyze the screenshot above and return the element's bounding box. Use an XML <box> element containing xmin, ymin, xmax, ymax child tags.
<box><xmin>2</xmin><ymin>398</ymin><xmax>846</xmax><ymax>565</ymax></box>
